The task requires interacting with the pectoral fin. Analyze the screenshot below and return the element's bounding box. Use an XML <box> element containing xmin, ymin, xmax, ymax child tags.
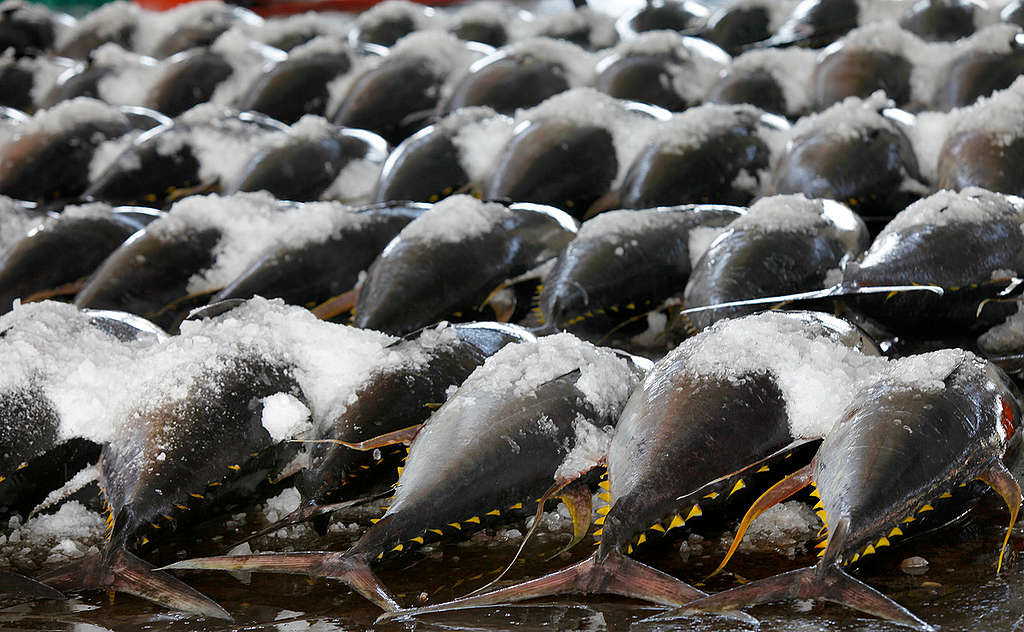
<box><xmin>977</xmin><ymin>460</ymin><xmax>1022</xmax><ymax>574</ymax></box>
<box><xmin>708</xmin><ymin>464</ymin><xmax>814</xmax><ymax>578</ymax></box>
<box><xmin>313</xmin><ymin>287</ymin><xmax>361</xmax><ymax>321</ymax></box>
<box><xmin>336</xmin><ymin>424</ymin><xmax>424</xmax><ymax>450</ymax></box>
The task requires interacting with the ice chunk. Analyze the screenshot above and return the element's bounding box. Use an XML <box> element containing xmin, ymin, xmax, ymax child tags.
<box><xmin>321</xmin><ymin>157</ymin><xmax>383</xmax><ymax>204</ymax></box>
<box><xmin>93</xmin><ymin>44</ymin><xmax>162</xmax><ymax>107</ymax></box>
<box><xmin>262</xmin><ymin>487</ymin><xmax>301</xmax><ymax>523</ymax></box>
<box><xmin>653</xmin><ymin>103</ymin><xmax>777</xmax><ymax>152</ymax></box>
<box><xmin>261</xmin><ymin>393</ymin><xmax>312</xmax><ymax>442</ymax></box>
<box><xmin>729</xmin><ymin>194</ymin><xmax>829</xmax><ymax>235</ymax></box>
<box><xmin>171</xmin><ymin>298</ymin><xmax>397</xmax><ymax>428</ymax></box>
<box><xmin>0</xmin><ymin>501</ymin><xmax>105</xmax><ymax>569</ymax></box>
<box><xmin>150</xmin><ymin>104</ymin><xmax>289</xmax><ymax>187</ymax></box>
<box><xmin>788</xmin><ymin>92</ymin><xmax>895</xmax><ymax>142</ymax></box>
<box><xmin>879</xmin><ymin>187</ymin><xmax>1023</xmax><ymax>236</ymax></box>
<box><xmin>389</xmin><ymin>29</ymin><xmax>484</xmax><ymax>78</ymax></box>
<box><xmin>18</xmin><ymin>97</ymin><xmax>128</xmax><ymax>138</ymax></box>
<box><xmin>675</xmin><ymin>312</ymin><xmax>890</xmax><ymax>439</ymax></box>
<box><xmin>0</xmin><ymin>301</ymin><xmax>159</xmax><ymax>444</ymax></box>
<box><xmin>391</xmin><ymin>194</ymin><xmax>506</xmax><ymax>245</ymax></box>
<box><xmin>445</xmin><ymin>107</ymin><xmax>515</xmax><ymax>185</ymax></box>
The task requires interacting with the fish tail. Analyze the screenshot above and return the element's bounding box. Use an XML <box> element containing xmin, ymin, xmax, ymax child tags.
<box><xmin>0</xmin><ymin>569</ymin><xmax>64</xmax><ymax>604</ymax></box>
<box><xmin>161</xmin><ymin>552</ymin><xmax>400</xmax><ymax>611</ymax></box>
<box><xmin>376</xmin><ymin>550</ymin><xmax>705</xmax><ymax>623</ymax></box>
<box><xmin>36</xmin><ymin>548</ymin><xmax>230</xmax><ymax>620</ymax></box>
<box><xmin>661</xmin><ymin>565</ymin><xmax>934</xmax><ymax>631</ymax></box>
<box><xmin>976</xmin><ymin>460</ymin><xmax>1021</xmax><ymax>574</ymax></box>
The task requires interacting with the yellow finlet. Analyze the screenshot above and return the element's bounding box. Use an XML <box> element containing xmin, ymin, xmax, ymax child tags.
<box><xmin>392</xmin><ymin>544</ymin><xmax>404</xmax><ymax>552</ymax></box>
<box><xmin>227</xmin><ymin>464</ymin><xmax>241</xmax><ymax>471</ymax></box>
<box><xmin>596</xmin><ymin>505</ymin><xmax>611</xmax><ymax>515</ymax></box>
<box><xmin>650</xmin><ymin>523</ymin><xmax>665</xmax><ymax>533</ymax></box>
<box><xmin>594</xmin><ymin>515</ymin><xmax>606</xmax><ymax>525</ymax></box>
<box><xmin>876</xmin><ymin>537</ymin><xmax>890</xmax><ymax>548</ymax></box>
<box><xmin>189</xmin><ymin>493</ymin><xmax>204</xmax><ymax>499</ymax></box>
<box><xmin>686</xmin><ymin>504</ymin><xmax>702</xmax><ymax>520</ymax></box>
<box><xmin>465</xmin><ymin>516</ymin><xmax>481</xmax><ymax>524</ymax></box>
<box><xmin>428</xmin><ymin>529</ymin><xmax>443</xmax><ymax>535</ymax></box>
<box><xmin>448</xmin><ymin>522</ymin><xmax>462</xmax><ymax>530</ymax></box>
<box><xmin>174</xmin><ymin>504</ymin><xmax>188</xmax><ymax>511</ymax></box>
<box><xmin>593</xmin><ymin>528</ymin><xmax>603</xmax><ymax>536</ymax></box>
<box><xmin>902</xmin><ymin>516</ymin><xmax>915</xmax><ymax>523</ymax></box>
<box><xmin>814</xmin><ymin>541</ymin><xmax>827</xmax><ymax>549</ymax></box>
<box><xmin>637</xmin><ymin>533</ymin><xmax>647</xmax><ymax>545</ymax></box>
<box><xmin>703</xmin><ymin>491</ymin><xmax>719</xmax><ymax>500</ymax></box>
<box><xmin>509</xmin><ymin>502</ymin><xmax>523</xmax><ymax>510</ymax></box>
<box><xmin>851</xmin><ymin>553</ymin><xmax>860</xmax><ymax>563</ymax></box>
<box><xmin>757</xmin><ymin>465</ymin><xmax>770</xmax><ymax>473</ymax></box>
<box><xmin>370</xmin><ymin>518</ymin><xmax>380</xmax><ymax>524</ymax></box>
<box><xmin>667</xmin><ymin>514</ymin><xmax>685</xmax><ymax>530</ymax></box>
<box><xmin>598</xmin><ymin>480</ymin><xmax>610</xmax><ymax>490</ymax></box>
<box><xmin>486</xmin><ymin>509</ymin><xmax>501</xmax><ymax>516</ymax></box>
<box><xmin>730</xmin><ymin>479</ymin><xmax>746</xmax><ymax>495</ymax></box>
<box><xmin>863</xmin><ymin>544</ymin><xmax>876</xmax><ymax>556</ymax></box>
<box><xmin>411</xmin><ymin>537</ymin><xmax>424</xmax><ymax>544</ymax></box>
<box><xmin>889</xmin><ymin>527</ymin><xmax>903</xmax><ymax>537</ymax></box>
<box><xmin>809</xmin><ymin>488</ymin><xmax>820</xmax><ymax>499</ymax></box>
<box><xmin>626</xmin><ymin>544</ymin><xmax>633</xmax><ymax>554</ymax></box>
<box><xmin>919</xmin><ymin>504</ymin><xmax>934</xmax><ymax>513</ymax></box>
<box><xmin>598</xmin><ymin>492</ymin><xmax>611</xmax><ymax>502</ymax></box>
<box><xmin>939</xmin><ymin>491</ymin><xmax>953</xmax><ymax>498</ymax></box>
<box><xmin>396</xmin><ymin>466</ymin><xmax>404</xmax><ymax>476</ymax></box>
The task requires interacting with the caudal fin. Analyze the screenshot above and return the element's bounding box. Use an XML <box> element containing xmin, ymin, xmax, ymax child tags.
<box><xmin>376</xmin><ymin>551</ymin><xmax>704</xmax><ymax>623</ymax></box>
<box><xmin>661</xmin><ymin>565</ymin><xmax>933</xmax><ymax>631</ymax></box>
<box><xmin>35</xmin><ymin>548</ymin><xmax>230</xmax><ymax>620</ymax></box>
<box><xmin>161</xmin><ymin>551</ymin><xmax>400</xmax><ymax>611</ymax></box>
<box><xmin>0</xmin><ymin>569</ymin><xmax>64</xmax><ymax>607</ymax></box>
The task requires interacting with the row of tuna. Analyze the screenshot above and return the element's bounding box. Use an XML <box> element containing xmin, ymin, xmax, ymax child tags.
<box><xmin>3</xmin><ymin>187</ymin><xmax>1024</xmax><ymax>365</ymax></box>
<box><xmin>0</xmin><ymin>297</ymin><xmax>1018</xmax><ymax>631</ymax></box>
<box><xmin>8</xmin><ymin>0</ymin><xmax>1024</xmax><ymax>124</ymax></box>
<box><xmin>8</xmin><ymin>68</ymin><xmax>1024</xmax><ymax>230</ymax></box>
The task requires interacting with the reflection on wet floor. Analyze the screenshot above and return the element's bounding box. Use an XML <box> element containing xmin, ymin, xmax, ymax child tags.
<box><xmin>1</xmin><ymin>494</ymin><xmax>1023</xmax><ymax>632</ymax></box>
